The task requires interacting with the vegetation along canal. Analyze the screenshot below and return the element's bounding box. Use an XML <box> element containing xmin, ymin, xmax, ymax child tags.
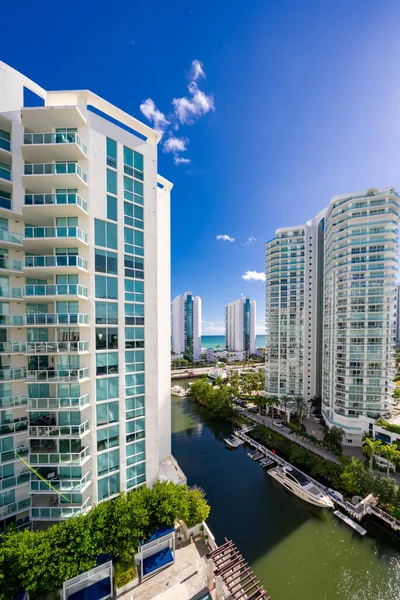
<box><xmin>171</xmin><ymin>383</ymin><xmax>400</xmax><ymax>600</ymax></box>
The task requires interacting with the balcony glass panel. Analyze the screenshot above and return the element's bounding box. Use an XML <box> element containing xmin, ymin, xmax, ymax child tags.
<box><xmin>24</xmin><ymin>284</ymin><xmax>88</xmax><ymax>298</ymax></box>
<box><xmin>0</xmin><ymin>230</ymin><xmax>22</xmax><ymax>245</ymax></box>
<box><xmin>29</xmin><ymin>446</ymin><xmax>89</xmax><ymax>465</ymax></box>
<box><xmin>0</xmin><ymin>287</ymin><xmax>22</xmax><ymax>299</ymax></box>
<box><xmin>26</xmin><ymin>341</ymin><xmax>88</xmax><ymax>354</ymax></box>
<box><xmin>0</xmin><ymin>194</ymin><xmax>12</xmax><ymax>210</ymax></box>
<box><xmin>26</xmin><ymin>368</ymin><xmax>89</xmax><ymax>382</ymax></box>
<box><xmin>30</xmin><ymin>471</ymin><xmax>90</xmax><ymax>493</ymax></box>
<box><xmin>0</xmin><ymin>395</ymin><xmax>27</xmax><ymax>409</ymax></box>
<box><xmin>24</xmin><ymin>162</ymin><xmax>87</xmax><ymax>182</ymax></box>
<box><xmin>0</xmin><ymin>258</ymin><xmax>22</xmax><ymax>272</ymax></box>
<box><xmin>24</xmin><ymin>255</ymin><xmax>87</xmax><ymax>270</ymax></box>
<box><xmin>0</xmin><ymin>498</ymin><xmax>30</xmax><ymax>518</ymax></box>
<box><xmin>0</xmin><ymin>472</ymin><xmax>29</xmax><ymax>490</ymax></box>
<box><xmin>24</xmin><ymin>132</ymin><xmax>87</xmax><ymax>154</ymax></box>
<box><xmin>28</xmin><ymin>395</ymin><xmax>89</xmax><ymax>410</ymax></box>
<box><xmin>25</xmin><ymin>313</ymin><xmax>88</xmax><ymax>326</ymax></box>
<box><xmin>24</xmin><ymin>226</ymin><xmax>87</xmax><ymax>243</ymax></box>
<box><xmin>0</xmin><ymin>164</ymin><xmax>11</xmax><ymax>181</ymax></box>
<box><xmin>31</xmin><ymin>497</ymin><xmax>90</xmax><ymax>519</ymax></box>
<box><xmin>0</xmin><ymin>342</ymin><xmax>26</xmax><ymax>353</ymax></box>
<box><xmin>0</xmin><ymin>315</ymin><xmax>24</xmax><ymax>326</ymax></box>
<box><xmin>24</xmin><ymin>192</ymin><xmax>87</xmax><ymax>211</ymax></box>
<box><xmin>29</xmin><ymin>420</ymin><xmax>89</xmax><ymax>437</ymax></box>
<box><xmin>0</xmin><ymin>368</ymin><xmax>26</xmax><ymax>381</ymax></box>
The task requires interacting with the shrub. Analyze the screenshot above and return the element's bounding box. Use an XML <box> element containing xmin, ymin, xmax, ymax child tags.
<box><xmin>114</xmin><ymin>560</ymin><xmax>137</xmax><ymax>588</ymax></box>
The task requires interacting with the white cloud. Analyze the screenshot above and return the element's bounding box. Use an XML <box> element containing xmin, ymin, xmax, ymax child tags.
<box><xmin>242</xmin><ymin>270</ymin><xmax>266</xmax><ymax>281</ymax></box>
<box><xmin>216</xmin><ymin>234</ymin><xmax>235</xmax><ymax>242</ymax></box>
<box><xmin>163</xmin><ymin>136</ymin><xmax>188</xmax><ymax>153</ymax></box>
<box><xmin>245</xmin><ymin>236</ymin><xmax>256</xmax><ymax>244</ymax></box>
<box><xmin>174</xmin><ymin>156</ymin><xmax>191</xmax><ymax>165</ymax></box>
<box><xmin>173</xmin><ymin>82</ymin><xmax>215</xmax><ymax>125</ymax></box>
<box><xmin>139</xmin><ymin>98</ymin><xmax>169</xmax><ymax>133</ymax></box>
<box><xmin>190</xmin><ymin>60</ymin><xmax>205</xmax><ymax>81</ymax></box>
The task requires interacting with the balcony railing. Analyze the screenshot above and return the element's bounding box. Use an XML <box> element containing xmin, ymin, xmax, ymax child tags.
<box><xmin>24</xmin><ymin>162</ymin><xmax>87</xmax><ymax>183</ymax></box>
<box><xmin>0</xmin><ymin>472</ymin><xmax>30</xmax><ymax>491</ymax></box>
<box><xmin>0</xmin><ymin>420</ymin><xmax>28</xmax><ymax>436</ymax></box>
<box><xmin>0</xmin><ymin>194</ymin><xmax>12</xmax><ymax>210</ymax></box>
<box><xmin>0</xmin><ymin>137</ymin><xmax>11</xmax><ymax>153</ymax></box>
<box><xmin>29</xmin><ymin>446</ymin><xmax>90</xmax><ymax>466</ymax></box>
<box><xmin>0</xmin><ymin>258</ymin><xmax>22</xmax><ymax>272</ymax></box>
<box><xmin>0</xmin><ymin>314</ymin><xmax>23</xmax><ymax>326</ymax></box>
<box><xmin>24</xmin><ymin>132</ymin><xmax>87</xmax><ymax>154</ymax></box>
<box><xmin>26</xmin><ymin>341</ymin><xmax>88</xmax><ymax>354</ymax></box>
<box><xmin>0</xmin><ymin>287</ymin><xmax>22</xmax><ymax>299</ymax></box>
<box><xmin>31</xmin><ymin>497</ymin><xmax>90</xmax><ymax>520</ymax></box>
<box><xmin>0</xmin><ymin>367</ymin><xmax>26</xmax><ymax>381</ymax></box>
<box><xmin>26</xmin><ymin>368</ymin><xmax>89</xmax><ymax>382</ymax></box>
<box><xmin>0</xmin><ymin>498</ymin><xmax>30</xmax><ymax>519</ymax></box>
<box><xmin>24</xmin><ymin>226</ymin><xmax>87</xmax><ymax>244</ymax></box>
<box><xmin>25</xmin><ymin>312</ymin><xmax>89</xmax><ymax>326</ymax></box>
<box><xmin>0</xmin><ymin>166</ymin><xmax>11</xmax><ymax>181</ymax></box>
<box><xmin>0</xmin><ymin>342</ymin><xmax>26</xmax><ymax>353</ymax></box>
<box><xmin>0</xmin><ymin>229</ymin><xmax>22</xmax><ymax>245</ymax></box>
<box><xmin>0</xmin><ymin>395</ymin><xmax>27</xmax><ymax>409</ymax></box>
<box><xmin>29</xmin><ymin>420</ymin><xmax>89</xmax><ymax>438</ymax></box>
<box><xmin>24</xmin><ymin>284</ymin><xmax>88</xmax><ymax>298</ymax></box>
<box><xmin>24</xmin><ymin>255</ymin><xmax>88</xmax><ymax>271</ymax></box>
<box><xmin>1</xmin><ymin>447</ymin><xmax>28</xmax><ymax>463</ymax></box>
<box><xmin>30</xmin><ymin>471</ymin><xmax>90</xmax><ymax>493</ymax></box>
<box><xmin>24</xmin><ymin>192</ymin><xmax>87</xmax><ymax>212</ymax></box>
<box><xmin>27</xmin><ymin>395</ymin><xmax>89</xmax><ymax>411</ymax></box>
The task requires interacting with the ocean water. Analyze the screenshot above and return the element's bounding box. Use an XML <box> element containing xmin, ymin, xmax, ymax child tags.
<box><xmin>202</xmin><ymin>334</ymin><xmax>266</xmax><ymax>349</ymax></box>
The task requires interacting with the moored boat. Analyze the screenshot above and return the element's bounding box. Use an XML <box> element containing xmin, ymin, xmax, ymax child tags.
<box><xmin>268</xmin><ymin>465</ymin><xmax>334</xmax><ymax>509</ymax></box>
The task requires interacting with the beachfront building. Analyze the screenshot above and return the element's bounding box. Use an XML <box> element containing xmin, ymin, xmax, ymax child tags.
<box><xmin>225</xmin><ymin>297</ymin><xmax>256</xmax><ymax>357</ymax></box>
<box><xmin>266</xmin><ymin>187</ymin><xmax>400</xmax><ymax>444</ymax></box>
<box><xmin>171</xmin><ymin>291</ymin><xmax>202</xmax><ymax>361</ymax></box>
<box><xmin>265</xmin><ymin>211</ymin><xmax>326</xmax><ymax>402</ymax></box>
<box><xmin>0</xmin><ymin>61</ymin><xmax>177</xmax><ymax>531</ymax></box>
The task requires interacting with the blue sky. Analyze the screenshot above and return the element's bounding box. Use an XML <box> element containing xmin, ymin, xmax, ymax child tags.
<box><xmin>3</xmin><ymin>0</ymin><xmax>400</xmax><ymax>334</ymax></box>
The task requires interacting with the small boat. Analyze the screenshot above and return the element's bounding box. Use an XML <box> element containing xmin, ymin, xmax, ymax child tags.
<box><xmin>260</xmin><ymin>458</ymin><xmax>274</xmax><ymax>468</ymax></box>
<box><xmin>224</xmin><ymin>435</ymin><xmax>243</xmax><ymax>449</ymax></box>
<box><xmin>248</xmin><ymin>451</ymin><xmax>264</xmax><ymax>461</ymax></box>
<box><xmin>268</xmin><ymin>465</ymin><xmax>334</xmax><ymax>509</ymax></box>
<box><xmin>171</xmin><ymin>385</ymin><xmax>187</xmax><ymax>397</ymax></box>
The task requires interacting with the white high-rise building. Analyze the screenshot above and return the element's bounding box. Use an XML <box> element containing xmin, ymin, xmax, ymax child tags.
<box><xmin>396</xmin><ymin>284</ymin><xmax>400</xmax><ymax>345</ymax></box>
<box><xmin>0</xmin><ymin>61</ymin><xmax>178</xmax><ymax>531</ymax></box>
<box><xmin>266</xmin><ymin>187</ymin><xmax>399</xmax><ymax>444</ymax></box>
<box><xmin>171</xmin><ymin>291</ymin><xmax>202</xmax><ymax>360</ymax></box>
<box><xmin>225</xmin><ymin>297</ymin><xmax>256</xmax><ymax>356</ymax></box>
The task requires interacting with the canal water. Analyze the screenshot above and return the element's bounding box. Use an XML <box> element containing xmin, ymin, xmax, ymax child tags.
<box><xmin>171</xmin><ymin>387</ymin><xmax>400</xmax><ymax>600</ymax></box>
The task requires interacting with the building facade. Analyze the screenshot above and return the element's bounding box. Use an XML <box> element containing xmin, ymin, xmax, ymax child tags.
<box><xmin>225</xmin><ymin>297</ymin><xmax>256</xmax><ymax>356</ymax></box>
<box><xmin>0</xmin><ymin>61</ymin><xmax>175</xmax><ymax>531</ymax></box>
<box><xmin>171</xmin><ymin>291</ymin><xmax>202</xmax><ymax>360</ymax></box>
<box><xmin>266</xmin><ymin>188</ymin><xmax>399</xmax><ymax>444</ymax></box>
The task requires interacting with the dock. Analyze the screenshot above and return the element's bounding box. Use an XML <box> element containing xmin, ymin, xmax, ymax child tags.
<box><xmin>334</xmin><ymin>510</ymin><xmax>367</xmax><ymax>536</ymax></box>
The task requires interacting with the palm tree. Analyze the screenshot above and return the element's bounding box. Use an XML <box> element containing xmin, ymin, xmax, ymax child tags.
<box><xmin>362</xmin><ymin>436</ymin><xmax>382</xmax><ymax>473</ymax></box>
<box><xmin>294</xmin><ymin>397</ymin><xmax>307</xmax><ymax>424</ymax></box>
<box><xmin>265</xmin><ymin>397</ymin><xmax>280</xmax><ymax>418</ymax></box>
<box><xmin>378</xmin><ymin>443</ymin><xmax>400</xmax><ymax>478</ymax></box>
<box><xmin>280</xmin><ymin>396</ymin><xmax>291</xmax><ymax>424</ymax></box>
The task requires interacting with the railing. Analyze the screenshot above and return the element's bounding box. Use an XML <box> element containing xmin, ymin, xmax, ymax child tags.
<box><xmin>0</xmin><ymin>367</ymin><xmax>26</xmax><ymax>381</ymax></box>
<box><xmin>31</xmin><ymin>497</ymin><xmax>91</xmax><ymax>520</ymax></box>
<box><xmin>28</xmin><ymin>395</ymin><xmax>89</xmax><ymax>410</ymax></box>
<box><xmin>24</xmin><ymin>132</ymin><xmax>87</xmax><ymax>154</ymax></box>
<box><xmin>0</xmin><ymin>258</ymin><xmax>22</xmax><ymax>272</ymax></box>
<box><xmin>0</xmin><ymin>166</ymin><xmax>11</xmax><ymax>181</ymax></box>
<box><xmin>0</xmin><ymin>395</ymin><xmax>27</xmax><ymax>409</ymax></box>
<box><xmin>25</xmin><ymin>313</ymin><xmax>88</xmax><ymax>326</ymax></box>
<box><xmin>24</xmin><ymin>284</ymin><xmax>88</xmax><ymax>298</ymax></box>
<box><xmin>26</xmin><ymin>341</ymin><xmax>88</xmax><ymax>354</ymax></box>
<box><xmin>24</xmin><ymin>226</ymin><xmax>87</xmax><ymax>243</ymax></box>
<box><xmin>0</xmin><ymin>472</ymin><xmax>30</xmax><ymax>490</ymax></box>
<box><xmin>29</xmin><ymin>446</ymin><xmax>90</xmax><ymax>465</ymax></box>
<box><xmin>0</xmin><ymin>498</ymin><xmax>30</xmax><ymax>519</ymax></box>
<box><xmin>24</xmin><ymin>192</ymin><xmax>87</xmax><ymax>212</ymax></box>
<box><xmin>0</xmin><ymin>420</ymin><xmax>28</xmax><ymax>435</ymax></box>
<box><xmin>24</xmin><ymin>162</ymin><xmax>87</xmax><ymax>183</ymax></box>
<box><xmin>0</xmin><ymin>195</ymin><xmax>12</xmax><ymax>210</ymax></box>
<box><xmin>0</xmin><ymin>342</ymin><xmax>26</xmax><ymax>353</ymax></box>
<box><xmin>30</xmin><ymin>471</ymin><xmax>91</xmax><ymax>493</ymax></box>
<box><xmin>0</xmin><ymin>229</ymin><xmax>22</xmax><ymax>245</ymax></box>
<box><xmin>29</xmin><ymin>420</ymin><xmax>89</xmax><ymax>438</ymax></box>
<box><xmin>1</xmin><ymin>447</ymin><xmax>28</xmax><ymax>463</ymax></box>
<box><xmin>0</xmin><ymin>287</ymin><xmax>22</xmax><ymax>299</ymax></box>
<box><xmin>26</xmin><ymin>368</ymin><xmax>89</xmax><ymax>382</ymax></box>
<box><xmin>24</xmin><ymin>255</ymin><xmax>88</xmax><ymax>270</ymax></box>
<box><xmin>0</xmin><ymin>136</ymin><xmax>11</xmax><ymax>152</ymax></box>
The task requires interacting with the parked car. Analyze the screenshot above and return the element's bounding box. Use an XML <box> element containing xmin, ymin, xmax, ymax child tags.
<box><xmin>273</xmin><ymin>421</ymin><xmax>283</xmax><ymax>429</ymax></box>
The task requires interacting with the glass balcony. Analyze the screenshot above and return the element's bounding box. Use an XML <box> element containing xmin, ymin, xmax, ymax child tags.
<box><xmin>0</xmin><ymin>287</ymin><xmax>22</xmax><ymax>299</ymax></box>
<box><xmin>23</xmin><ymin>226</ymin><xmax>87</xmax><ymax>249</ymax></box>
<box><xmin>23</xmin><ymin>192</ymin><xmax>87</xmax><ymax>221</ymax></box>
<box><xmin>31</xmin><ymin>497</ymin><xmax>90</xmax><ymax>520</ymax></box>
<box><xmin>0</xmin><ymin>342</ymin><xmax>26</xmax><ymax>354</ymax></box>
<box><xmin>23</xmin><ymin>162</ymin><xmax>87</xmax><ymax>192</ymax></box>
<box><xmin>29</xmin><ymin>446</ymin><xmax>90</xmax><ymax>466</ymax></box>
<box><xmin>29</xmin><ymin>420</ymin><xmax>89</xmax><ymax>438</ymax></box>
<box><xmin>0</xmin><ymin>315</ymin><xmax>24</xmax><ymax>326</ymax></box>
<box><xmin>26</xmin><ymin>368</ymin><xmax>89</xmax><ymax>382</ymax></box>
<box><xmin>0</xmin><ymin>258</ymin><xmax>23</xmax><ymax>273</ymax></box>
<box><xmin>0</xmin><ymin>136</ymin><xmax>11</xmax><ymax>153</ymax></box>
<box><xmin>0</xmin><ymin>367</ymin><xmax>26</xmax><ymax>381</ymax></box>
<box><xmin>24</xmin><ymin>255</ymin><xmax>88</xmax><ymax>272</ymax></box>
<box><xmin>23</xmin><ymin>132</ymin><xmax>87</xmax><ymax>156</ymax></box>
<box><xmin>0</xmin><ymin>395</ymin><xmax>27</xmax><ymax>409</ymax></box>
<box><xmin>0</xmin><ymin>419</ymin><xmax>28</xmax><ymax>436</ymax></box>
<box><xmin>26</xmin><ymin>341</ymin><xmax>88</xmax><ymax>354</ymax></box>
<box><xmin>0</xmin><ymin>193</ymin><xmax>12</xmax><ymax>211</ymax></box>
<box><xmin>25</xmin><ymin>313</ymin><xmax>89</xmax><ymax>326</ymax></box>
<box><xmin>0</xmin><ymin>498</ymin><xmax>30</xmax><ymax>519</ymax></box>
<box><xmin>0</xmin><ymin>472</ymin><xmax>30</xmax><ymax>491</ymax></box>
<box><xmin>0</xmin><ymin>164</ymin><xmax>11</xmax><ymax>182</ymax></box>
<box><xmin>30</xmin><ymin>471</ymin><xmax>90</xmax><ymax>494</ymax></box>
<box><xmin>0</xmin><ymin>229</ymin><xmax>23</xmax><ymax>246</ymax></box>
<box><xmin>24</xmin><ymin>284</ymin><xmax>88</xmax><ymax>299</ymax></box>
<box><xmin>27</xmin><ymin>395</ymin><xmax>89</xmax><ymax>411</ymax></box>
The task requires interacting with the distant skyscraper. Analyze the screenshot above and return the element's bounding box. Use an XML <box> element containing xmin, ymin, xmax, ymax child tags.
<box><xmin>171</xmin><ymin>292</ymin><xmax>202</xmax><ymax>360</ymax></box>
<box><xmin>225</xmin><ymin>297</ymin><xmax>256</xmax><ymax>356</ymax></box>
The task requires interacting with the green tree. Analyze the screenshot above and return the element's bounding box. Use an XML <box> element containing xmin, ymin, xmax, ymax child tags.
<box><xmin>378</xmin><ymin>443</ymin><xmax>400</xmax><ymax>478</ymax></box>
<box><xmin>293</xmin><ymin>397</ymin><xmax>307</xmax><ymax>423</ymax></box>
<box><xmin>186</xmin><ymin>487</ymin><xmax>211</xmax><ymax>527</ymax></box>
<box><xmin>363</xmin><ymin>436</ymin><xmax>383</xmax><ymax>472</ymax></box>
<box><xmin>323</xmin><ymin>425</ymin><xmax>345</xmax><ymax>456</ymax></box>
<box><xmin>265</xmin><ymin>397</ymin><xmax>280</xmax><ymax>417</ymax></box>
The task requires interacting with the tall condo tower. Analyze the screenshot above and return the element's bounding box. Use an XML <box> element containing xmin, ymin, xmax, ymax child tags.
<box><xmin>225</xmin><ymin>297</ymin><xmax>256</xmax><ymax>356</ymax></box>
<box><xmin>171</xmin><ymin>291</ymin><xmax>202</xmax><ymax>360</ymax></box>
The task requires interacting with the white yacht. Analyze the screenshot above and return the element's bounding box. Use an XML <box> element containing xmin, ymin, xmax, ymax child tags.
<box><xmin>268</xmin><ymin>465</ymin><xmax>334</xmax><ymax>509</ymax></box>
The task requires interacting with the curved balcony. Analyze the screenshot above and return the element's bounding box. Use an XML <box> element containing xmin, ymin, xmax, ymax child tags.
<box><xmin>27</xmin><ymin>395</ymin><xmax>89</xmax><ymax>411</ymax></box>
<box><xmin>0</xmin><ymin>367</ymin><xmax>26</xmax><ymax>382</ymax></box>
<box><xmin>0</xmin><ymin>258</ymin><xmax>22</xmax><ymax>274</ymax></box>
<box><xmin>30</xmin><ymin>471</ymin><xmax>91</xmax><ymax>494</ymax></box>
<box><xmin>24</xmin><ymin>284</ymin><xmax>88</xmax><ymax>300</ymax></box>
<box><xmin>29</xmin><ymin>420</ymin><xmax>89</xmax><ymax>439</ymax></box>
<box><xmin>0</xmin><ymin>472</ymin><xmax>30</xmax><ymax>491</ymax></box>
<box><xmin>0</xmin><ymin>229</ymin><xmax>23</xmax><ymax>248</ymax></box>
<box><xmin>31</xmin><ymin>497</ymin><xmax>90</xmax><ymax>520</ymax></box>
<box><xmin>22</xmin><ymin>132</ymin><xmax>87</xmax><ymax>161</ymax></box>
<box><xmin>25</xmin><ymin>312</ymin><xmax>89</xmax><ymax>326</ymax></box>
<box><xmin>0</xmin><ymin>133</ymin><xmax>11</xmax><ymax>162</ymax></box>
<box><xmin>29</xmin><ymin>446</ymin><xmax>90</xmax><ymax>467</ymax></box>
<box><xmin>23</xmin><ymin>225</ymin><xmax>87</xmax><ymax>251</ymax></box>
<box><xmin>0</xmin><ymin>498</ymin><xmax>30</xmax><ymax>520</ymax></box>
<box><xmin>22</xmin><ymin>161</ymin><xmax>87</xmax><ymax>192</ymax></box>
<box><xmin>0</xmin><ymin>286</ymin><xmax>22</xmax><ymax>300</ymax></box>
<box><xmin>0</xmin><ymin>163</ymin><xmax>12</xmax><ymax>191</ymax></box>
<box><xmin>0</xmin><ymin>342</ymin><xmax>26</xmax><ymax>354</ymax></box>
<box><xmin>0</xmin><ymin>191</ymin><xmax>12</xmax><ymax>215</ymax></box>
<box><xmin>23</xmin><ymin>254</ymin><xmax>88</xmax><ymax>275</ymax></box>
<box><xmin>26</xmin><ymin>341</ymin><xmax>89</xmax><ymax>355</ymax></box>
<box><xmin>26</xmin><ymin>368</ymin><xmax>89</xmax><ymax>383</ymax></box>
<box><xmin>23</xmin><ymin>192</ymin><xmax>87</xmax><ymax>222</ymax></box>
